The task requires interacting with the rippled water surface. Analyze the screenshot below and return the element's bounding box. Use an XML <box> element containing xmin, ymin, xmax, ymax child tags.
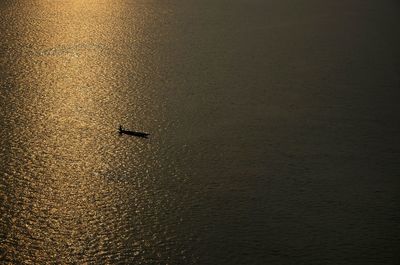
<box><xmin>1</xmin><ymin>0</ymin><xmax>399</xmax><ymax>264</ymax></box>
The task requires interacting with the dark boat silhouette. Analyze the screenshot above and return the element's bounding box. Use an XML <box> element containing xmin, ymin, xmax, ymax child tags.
<box><xmin>118</xmin><ymin>125</ymin><xmax>149</xmax><ymax>138</ymax></box>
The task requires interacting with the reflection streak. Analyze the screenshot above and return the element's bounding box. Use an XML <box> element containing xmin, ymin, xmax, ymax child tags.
<box><xmin>1</xmin><ymin>1</ymin><xmax>146</xmax><ymax>263</ymax></box>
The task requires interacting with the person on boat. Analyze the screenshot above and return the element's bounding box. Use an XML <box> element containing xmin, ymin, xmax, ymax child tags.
<box><xmin>119</xmin><ymin>125</ymin><xmax>123</xmax><ymax>132</ymax></box>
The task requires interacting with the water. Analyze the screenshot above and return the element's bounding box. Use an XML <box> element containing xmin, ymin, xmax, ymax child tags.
<box><xmin>1</xmin><ymin>0</ymin><xmax>399</xmax><ymax>264</ymax></box>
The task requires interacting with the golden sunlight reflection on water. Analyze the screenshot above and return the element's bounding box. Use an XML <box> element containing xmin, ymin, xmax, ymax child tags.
<box><xmin>1</xmin><ymin>1</ymin><xmax>173</xmax><ymax>263</ymax></box>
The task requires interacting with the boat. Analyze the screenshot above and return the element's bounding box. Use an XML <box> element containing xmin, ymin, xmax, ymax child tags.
<box><xmin>118</xmin><ymin>125</ymin><xmax>149</xmax><ymax>138</ymax></box>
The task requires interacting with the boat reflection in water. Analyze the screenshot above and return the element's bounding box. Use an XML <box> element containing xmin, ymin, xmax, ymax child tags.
<box><xmin>118</xmin><ymin>125</ymin><xmax>149</xmax><ymax>138</ymax></box>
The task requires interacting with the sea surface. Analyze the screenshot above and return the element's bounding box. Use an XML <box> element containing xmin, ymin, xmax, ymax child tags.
<box><xmin>1</xmin><ymin>0</ymin><xmax>399</xmax><ymax>264</ymax></box>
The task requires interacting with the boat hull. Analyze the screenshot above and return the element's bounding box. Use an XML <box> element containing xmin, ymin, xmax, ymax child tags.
<box><xmin>119</xmin><ymin>129</ymin><xmax>149</xmax><ymax>138</ymax></box>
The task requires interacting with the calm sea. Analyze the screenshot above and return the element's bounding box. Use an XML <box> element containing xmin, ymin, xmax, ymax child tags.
<box><xmin>1</xmin><ymin>0</ymin><xmax>399</xmax><ymax>264</ymax></box>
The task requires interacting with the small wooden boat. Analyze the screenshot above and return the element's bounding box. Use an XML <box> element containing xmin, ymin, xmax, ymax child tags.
<box><xmin>118</xmin><ymin>126</ymin><xmax>149</xmax><ymax>138</ymax></box>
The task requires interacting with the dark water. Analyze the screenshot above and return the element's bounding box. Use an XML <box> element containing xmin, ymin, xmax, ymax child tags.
<box><xmin>1</xmin><ymin>0</ymin><xmax>399</xmax><ymax>264</ymax></box>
